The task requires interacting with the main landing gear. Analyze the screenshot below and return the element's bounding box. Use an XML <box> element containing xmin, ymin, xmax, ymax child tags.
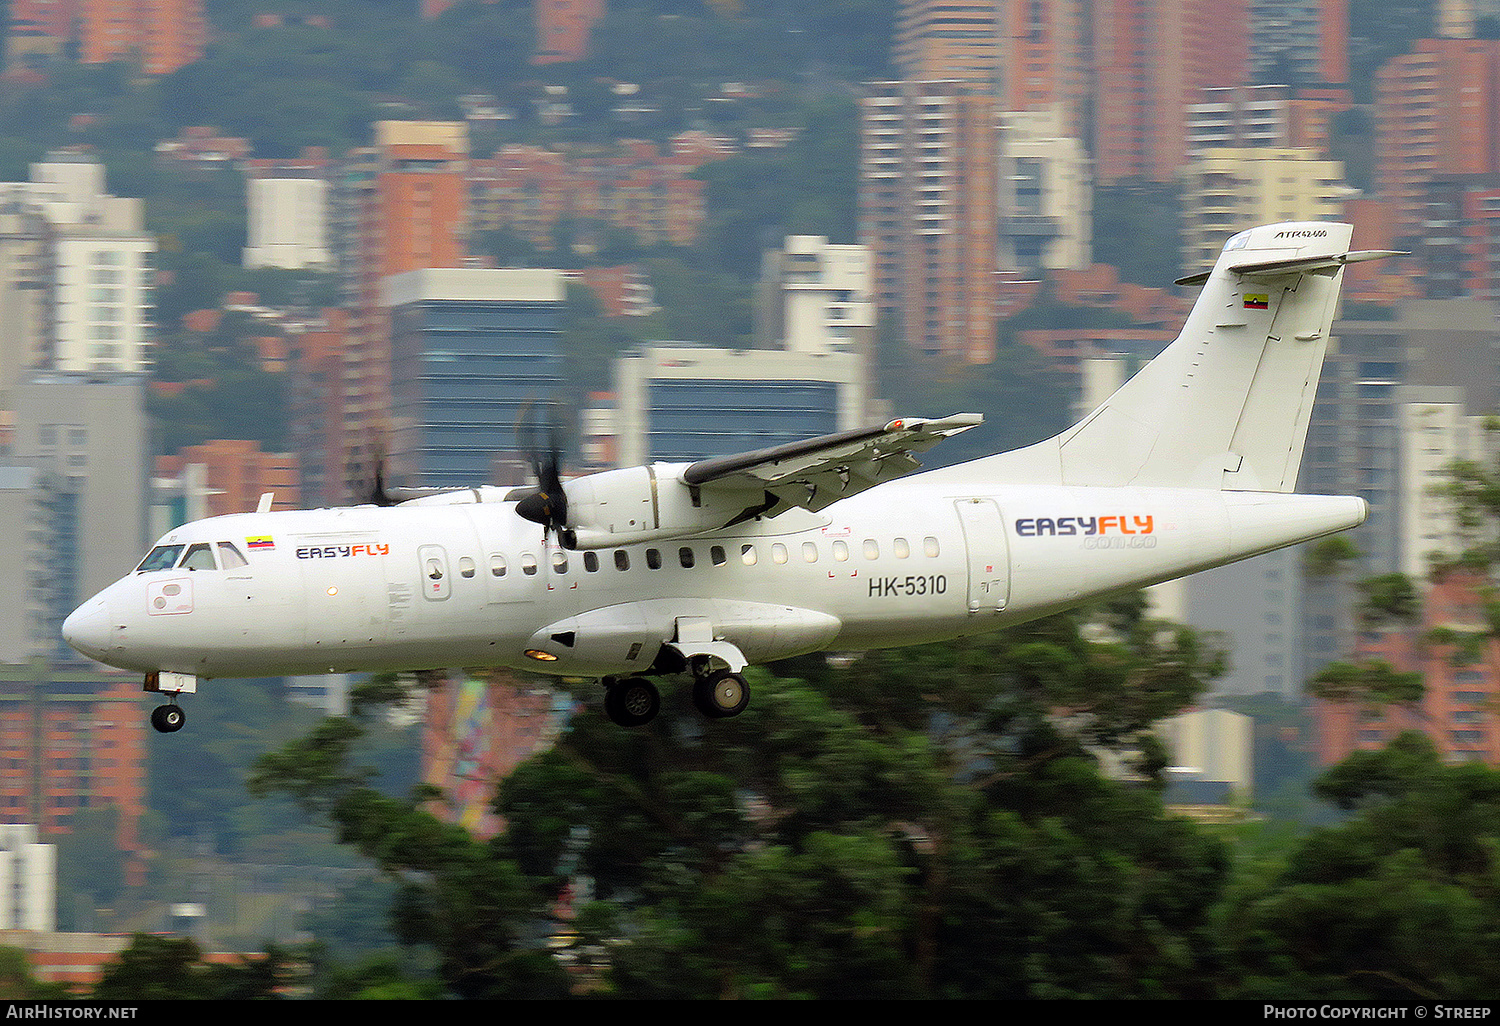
<box><xmin>143</xmin><ymin>670</ymin><xmax>196</xmax><ymax>734</ymax></box>
<box><xmin>601</xmin><ymin>665</ymin><xmax>751</xmax><ymax>728</ymax></box>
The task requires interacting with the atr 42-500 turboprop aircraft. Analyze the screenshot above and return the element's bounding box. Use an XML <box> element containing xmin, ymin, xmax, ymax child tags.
<box><xmin>63</xmin><ymin>222</ymin><xmax>1394</xmax><ymax>734</ymax></box>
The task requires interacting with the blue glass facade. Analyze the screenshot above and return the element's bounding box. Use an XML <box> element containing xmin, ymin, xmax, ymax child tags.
<box><xmin>391</xmin><ymin>297</ymin><xmax>564</xmax><ymax>487</ymax></box>
<box><xmin>645</xmin><ymin>379</ymin><xmax>839</xmax><ymax>460</ymax></box>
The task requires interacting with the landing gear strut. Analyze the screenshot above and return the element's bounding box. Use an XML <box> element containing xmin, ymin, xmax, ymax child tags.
<box><xmin>143</xmin><ymin>671</ymin><xmax>196</xmax><ymax>734</ymax></box>
<box><xmin>603</xmin><ymin>676</ymin><xmax>661</xmax><ymax>728</ymax></box>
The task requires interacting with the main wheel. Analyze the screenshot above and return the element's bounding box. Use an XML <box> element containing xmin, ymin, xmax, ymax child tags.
<box><xmin>693</xmin><ymin>670</ymin><xmax>750</xmax><ymax>719</ymax></box>
<box><xmin>151</xmin><ymin>704</ymin><xmax>185</xmax><ymax>733</ymax></box>
<box><xmin>603</xmin><ymin>677</ymin><xmax>660</xmax><ymax>728</ymax></box>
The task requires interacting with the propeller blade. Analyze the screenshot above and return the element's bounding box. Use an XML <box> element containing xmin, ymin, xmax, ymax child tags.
<box><xmin>513</xmin><ymin>398</ymin><xmax>571</xmax><ymax>544</ymax></box>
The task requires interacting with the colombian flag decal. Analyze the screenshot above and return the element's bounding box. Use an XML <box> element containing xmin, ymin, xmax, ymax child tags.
<box><xmin>246</xmin><ymin>536</ymin><xmax>275</xmax><ymax>551</ymax></box>
<box><xmin>1244</xmin><ymin>293</ymin><xmax>1269</xmax><ymax>310</ymax></box>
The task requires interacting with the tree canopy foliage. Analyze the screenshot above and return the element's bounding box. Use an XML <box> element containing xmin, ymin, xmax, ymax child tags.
<box><xmin>248</xmin><ymin>604</ymin><xmax>1241</xmax><ymax>998</ymax></box>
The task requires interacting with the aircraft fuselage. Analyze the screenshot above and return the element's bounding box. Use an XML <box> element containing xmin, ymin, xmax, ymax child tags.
<box><xmin>63</xmin><ymin>477</ymin><xmax>1366</xmax><ymax>682</ymax></box>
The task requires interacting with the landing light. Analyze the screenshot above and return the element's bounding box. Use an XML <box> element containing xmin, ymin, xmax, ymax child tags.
<box><xmin>524</xmin><ymin>649</ymin><xmax>559</xmax><ymax>662</ymax></box>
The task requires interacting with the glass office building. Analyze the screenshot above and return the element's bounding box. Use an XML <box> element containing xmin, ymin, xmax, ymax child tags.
<box><xmin>614</xmin><ymin>344</ymin><xmax>869</xmax><ymax>466</ymax></box>
<box><xmin>385</xmin><ymin>268</ymin><xmax>565</xmax><ymax>488</ymax></box>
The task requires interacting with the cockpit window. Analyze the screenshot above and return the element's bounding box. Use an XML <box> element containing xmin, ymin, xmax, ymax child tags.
<box><xmin>136</xmin><ymin>545</ymin><xmax>184</xmax><ymax>573</ymax></box>
<box><xmin>180</xmin><ymin>543</ymin><xmax>217</xmax><ymax>571</ymax></box>
<box><xmin>217</xmin><ymin>542</ymin><xmax>249</xmax><ymax>569</ymax></box>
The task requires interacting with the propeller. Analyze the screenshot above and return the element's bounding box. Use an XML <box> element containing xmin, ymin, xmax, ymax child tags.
<box><xmin>514</xmin><ymin>402</ymin><xmax>572</xmax><ymax>546</ymax></box>
<box><xmin>362</xmin><ymin>427</ymin><xmax>398</xmax><ymax>507</ymax></box>
<box><xmin>369</xmin><ymin>459</ymin><xmax>397</xmax><ymax>507</ymax></box>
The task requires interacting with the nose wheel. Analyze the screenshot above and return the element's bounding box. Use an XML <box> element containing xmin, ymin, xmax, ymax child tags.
<box><xmin>150</xmin><ymin>703</ymin><xmax>185</xmax><ymax>733</ymax></box>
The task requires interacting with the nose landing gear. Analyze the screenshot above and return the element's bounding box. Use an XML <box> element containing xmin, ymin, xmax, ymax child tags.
<box><xmin>143</xmin><ymin>670</ymin><xmax>197</xmax><ymax>734</ymax></box>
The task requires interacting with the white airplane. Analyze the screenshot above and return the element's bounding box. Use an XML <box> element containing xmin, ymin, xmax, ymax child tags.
<box><xmin>63</xmin><ymin>222</ymin><xmax>1392</xmax><ymax>733</ymax></box>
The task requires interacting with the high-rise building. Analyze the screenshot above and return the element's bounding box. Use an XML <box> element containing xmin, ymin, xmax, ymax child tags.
<box><xmin>1179</xmin><ymin>147</ymin><xmax>1350</xmax><ymax>271</ymax></box>
<box><xmin>329</xmin><ymin>122</ymin><xmax>470</xmax><ymax>500</ymax></box>
<box><xmin>1398</xmin><ymin>386</ymin><xmax>1498</xmax><ymax>582</ymax></box>
<box><xmin>1417</xmin><ymin>174</ymin><xmax>1500</xmax><ymax>299</ymax></box>
<box><xmin>154</xmin><ymin>441</ymin><xmax>301</xmax><ymax>519</ymax></box>
<box><xmin>613</xmin><ymin>344</ymin><xmax>869</xmax><ymax>467</ymax></box>
<box><xmin>860</xmin><ymin>79</ymin><xmax>999</xmax><ymax>363</ymax></box>
<box><xmin>1438</xmin><ymin>0</ymin><xmax>1500</xmax><ymax>37</ymax></box>
<box><xmin>1375</xmin><ymin>38</ymin><xmax>1500</xmax><ymax>241</ymax></box>
<box><xmin>0</xmin><ymin>666</ymin><xmax>148</xmax><ymax>865</ymax></box>
<box><xmin>244</xmin><ymin>155</ymin><xmax>332</xmax><ymax>271</ymax></box>
<box><xmin>1249</xmin><ymin>0</ymin><xmax>1348</xmax><ymax>87</ymax></box>
<box><xmin>1092</xmin><ymin>0</ymin><xmax>1186</xmax><ymax>184</ymax></box>
<box><xmin>0</xmin><ymin>465</ymin><xmax>57</xmax><ymax>664</ymax></box>
<box><xmin>893</xmin><ymin>0</ymin><xmax>1003</xmax><ymax>86</ymax></box>
<box><xmin>996</xmin><ymin>107</ymin><xmax>1092</xmax><ymax>271</ymax></box>
<box><xmin>0</xmin><ymin>153</ymin><xmax>154</xmax><ymax>396</ymax></box>
<box><xmin>77</xmin><ymin>0</ymin><xmax>206</xmax><ymax>75</ymax></box>
<box><xmin>12</xmin><ymin>373</ymin><xmax>148</xmax><ymax>657</ymax></box>
<box><xmin>755</xmin><ymin>235</ymin><xmax>876</xmax><ymax>357</ymax></box>
<box><xmin>0</xmin><ymin>824</ymin><xmax>55</xmax><ymax>932</ymax></box>
<box><xmin>384</xmin><ymin>267</ymin><xmax>565</xmax><ymax>488</ymax></box>
<box><xmin>1188</xmin><ymin>83</ymin><xmax>1351</xmax><ymax>162</ymax></box>
<box><xmin>1317</xmin><ymin>576</ymin><xmax>1500</xmax><ymax>767</ymax></box>
<box><xmin>999</xmin><ymin>0</ymin><xmax>1093</xmax><ymax>137</ymax></box>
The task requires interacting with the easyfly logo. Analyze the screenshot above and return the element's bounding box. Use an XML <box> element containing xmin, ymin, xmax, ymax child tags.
<box><xmin>1274</xmin><ymin>230</ymin><xmax>1327</xmax><ymax>240</ymax></box>
<box><xmin>1014</xmin><ymin>515</ymin><xmax>1155</xmax><ymax>537</ymax></box>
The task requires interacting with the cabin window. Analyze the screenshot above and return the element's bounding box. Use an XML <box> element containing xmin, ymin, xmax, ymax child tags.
<box><xmin>802</xmin><ymin>542</ymin><xmax>818</xmax><ymax>563</ymax></box>
<box><xmin>771</xmin><ymin>543</ymin><xmax>788</xmax><ymax>564</ymax></box>
<box><xmin>216</xmin><ymin>542</ymin><xmax>249</xmax><ymax>569</ymax></box>
<box><xmin>459</xmin><ymin>557</ymin><xmax>476</xmax><ymax>579</ymax></box>
<box><xmin>490</xmin><ymin>554</ymin><xmax>507</xmax><ymax>578</ymax></box>
<box><xmin>521</xmin><ymin>553</ymin><xmax>538</xmax><ymax>576</ymax></box>
<box><xmin>894</xmin><ymin>537</ymin><xmax>910</xmax><ymax>559</ymax></box>
<box><xmin>863</xmin><ymin>539</ymin><xmax>879</xmax><ymax>560</ymax></box>
<box><xmin>551</xmin><ymin>551</ymin><xmax>568</xmax><ymax>574</ymax></box>
<box><xmin>180</xmin><ymin>543</ymin><xmax>216</xmax><ymax>571</ymax></box>
<box><xmin>741</xmin><ymin>544</ymin><xmax>757</xmax><ymax>566</ymax></box>
<box><xmin>711</xmin><ymin>545</ymin><xmax>727</xmax><ymax>566</ymax></box>
<box><xmin>646</xmin><ymin>548</ymin><xmax>662</xmax><ymax>570</ymax></box>
<box><xmin>136</xmin><ymin>545</ymin><xmax>184</xmax><ymax>573</ymax></box>
<box><xmin>679</xmin><ymin>547</ymin><xmax>695</xmax><ymax>568</ymax></box>
<box><xmin>615</xmin><ymin>550</ymin><xmax>630</xmax><ymax>571</ymax></box>
<box><xmin>832</xmin><ymin>540</ymin><xmax>849</xmax><ymax>562</ymax></box>
<box><xmin>584</xmin><ymin>551</ymin><xmax>600</xmax><ymax>573</ymax></box>
<box><xmin>924</xmin><ymin>536</ymin><xmax>940</xmax><ymax>558</ymax></box>
<box><xmin>426</xmin><ymin>557</ymin><xmax>445</xmax><ymax>582</ymax></box>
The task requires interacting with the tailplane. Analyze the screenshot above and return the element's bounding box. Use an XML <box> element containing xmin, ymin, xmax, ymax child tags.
<box><xmin>956</xmin><ymin>222</ymin><xmax>1400</xmax><ymax>492</ymax></box>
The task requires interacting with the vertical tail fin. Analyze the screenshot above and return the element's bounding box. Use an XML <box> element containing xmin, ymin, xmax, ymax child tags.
<box><xmin>966</xmin><ymin>222</ymin><xmax>1400</xmax><ymax>492</ymax></box>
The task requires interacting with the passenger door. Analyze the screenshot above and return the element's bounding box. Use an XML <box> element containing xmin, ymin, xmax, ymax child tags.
<box><xmin>954</xmin><ymin>498</ymin><xmax>1009</xmax><ymax>614</ymax></box>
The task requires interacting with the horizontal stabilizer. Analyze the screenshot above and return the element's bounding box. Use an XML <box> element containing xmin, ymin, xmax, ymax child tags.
<box><xmin>1175</xmin><ymin>248</ymin><xmax>1405</xmax><ymax>287</ymax></box>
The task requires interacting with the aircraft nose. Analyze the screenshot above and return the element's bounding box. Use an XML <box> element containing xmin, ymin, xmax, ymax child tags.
<box><xmin>62</xmin><ymin>596</ymin><xmax>112</xmax><ymax>660</ymax></box>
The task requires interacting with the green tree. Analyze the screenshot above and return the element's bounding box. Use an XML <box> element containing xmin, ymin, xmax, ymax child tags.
<box><xmin>1307</xmin><ymin>659</ymin><xmax>1425</xmax><ymax>707</ymax></box>
<box><xmin>1220</xmin><ymin>733</ymin><xmax>1500</xmax><ymax>999</ymax></box>
<box><xmin>255</xmin><ymin>605</ymin><xmax>1229</xmax><ymax>998</ymax></box>
<box><xmin>0</xmin><ymin>947</ymin><xmax>73</xmax><ymax>999</ymax></box>
<box><xmin>90</xmin><ymin>934</ymin><xmax>295</xmax><ymax>1000</ymax></box>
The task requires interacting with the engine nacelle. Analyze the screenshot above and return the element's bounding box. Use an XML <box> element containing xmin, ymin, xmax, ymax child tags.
<box><xmin>561</xmin><ymin>463</ymin><xmax>764</xmax><ymax>549</ymax></box>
